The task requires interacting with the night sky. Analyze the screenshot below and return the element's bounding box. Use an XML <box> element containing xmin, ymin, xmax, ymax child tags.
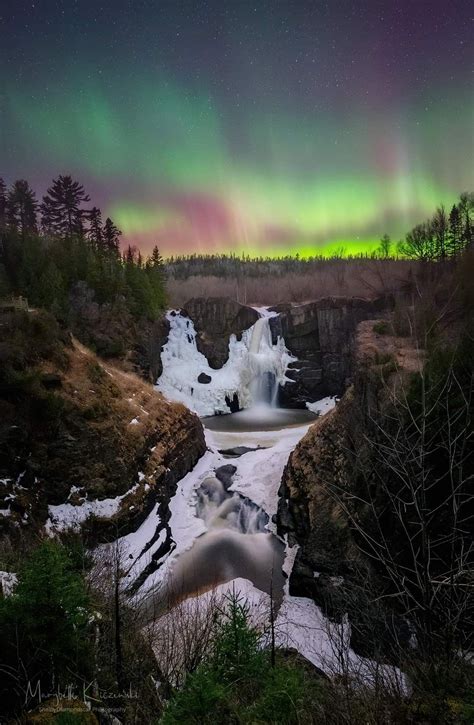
<box><xmin>2</xmin><ymin>1</ymin><xmax>473</xmax><ymax>257</ymax></box>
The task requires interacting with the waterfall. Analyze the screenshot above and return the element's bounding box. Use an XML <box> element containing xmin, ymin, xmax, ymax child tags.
<box><xmin>196</xmin><ymin>475</ymin><xmax>268</xmax><ymax>534</ymax></box>
<box><xmin>248</xmin><ymin>317</ymin><xmax>280</xmax><ymax>406</ymax></box>
<box><xmin>156</xmin><ymin>308</ymin><xmax>295</xmax><ymax>416</ymax></box>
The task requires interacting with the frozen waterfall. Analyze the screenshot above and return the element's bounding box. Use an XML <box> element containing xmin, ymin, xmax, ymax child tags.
<box><xmin>155</xmin><ymin>309</ymin><xmax>294</xmax><ymax>416</ymax></box>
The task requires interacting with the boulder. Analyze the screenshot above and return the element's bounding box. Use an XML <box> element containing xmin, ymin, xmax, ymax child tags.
<box><xmin>198</xmin><ymin>372</ymin><xmax>212</xmax><ymax>384</ymax></box>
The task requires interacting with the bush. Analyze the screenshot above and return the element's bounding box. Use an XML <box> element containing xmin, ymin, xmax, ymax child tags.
<box><xmin>373</xmin><ymin>320</ymin><xmax>390</xmax><ymax>335</ymax></box>
<box><xmin>160</xmin><ymin>592</ymin><xmax>324</xmax><ymax>724</ymax></box>
<box><xmin>0</xmin><ymin>541</ymin><xmax>93</xmax><ymax>716</ymax></box>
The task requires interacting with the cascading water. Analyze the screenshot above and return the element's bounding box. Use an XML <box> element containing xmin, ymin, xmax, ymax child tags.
<box><xmin>248</xmin><ymin>317</ymin><xmax>280</xmax><ymax>406</ymax></box>
<box><xmin>147</xmin><ymin>466</ymin><xmax>285</xmax><ymax>612</ymax></box>
<box><xmin>195</xmin><ymin>475</ymin><xmax>268</xmax><ymax>534</ymax></box>
<box><xmin>156</xmin><ymin>309</ymin><xmax>295</xmax><ymax>416</ymax></box>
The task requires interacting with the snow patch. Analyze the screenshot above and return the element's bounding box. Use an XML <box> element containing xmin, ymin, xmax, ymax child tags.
<box><xmin>306</xmin><ymin>395</ymin><xmax>337</xmax><ymax>416</ymax></box>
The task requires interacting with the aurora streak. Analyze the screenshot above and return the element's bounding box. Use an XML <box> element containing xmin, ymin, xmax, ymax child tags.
<box><xmin>2</xmin><ymin>1</ymin><xmax>473</xmax><ymax>257</ymax></box>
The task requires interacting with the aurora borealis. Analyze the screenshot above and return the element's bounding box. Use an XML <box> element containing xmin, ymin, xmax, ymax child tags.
<box><xmin>3</xmin><ymin>1</ymin><xmax>473</xmax><ymax>257</ymax></box>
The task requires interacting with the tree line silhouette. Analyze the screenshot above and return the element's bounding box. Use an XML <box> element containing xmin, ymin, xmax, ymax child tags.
<box><xmin>165</xmin><ymin>192</ymin><xmax>473</xmax><ymax>280</ymax></box>
<box><xmin>0</xmin><ymin>175</ymin><xmax>166</xmax><ymax>319</ymax></box>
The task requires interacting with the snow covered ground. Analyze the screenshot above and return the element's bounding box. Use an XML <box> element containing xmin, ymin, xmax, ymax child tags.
<box><xmin>143</xmin><ymin>409</ymin><xmax>405</xmax><ymax>689</ymax></box>
<box><xmin>306</xmin><ymin>395</ymin><xmax>337</xmax><ymax>416</ymax></box>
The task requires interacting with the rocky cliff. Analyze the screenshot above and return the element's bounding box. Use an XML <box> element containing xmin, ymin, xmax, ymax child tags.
<box><xmin>0</xmin><ymin>309</ymin><xmax>205</xmax><ymax>541</ymax></box>
<box><xmin>270</xmin><ymin>296</ymin><xmax>391</xmax><ymax>406</ymax></box>
<box><xmin>183</xmin><ymin>297</ymin><xmax>260</xmax><ymax>368</ymax></box>
<box><xmin>277</xmin><ymin>318</ymin><xmax>422</xmax><ymax>611</ymax></box>
<box><xmin>168</xmin><ymin>295</ymin><xmax>392</xmax><ymax>407</ymax></box>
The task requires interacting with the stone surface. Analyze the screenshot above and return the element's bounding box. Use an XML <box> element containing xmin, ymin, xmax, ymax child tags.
<box><xmin>183</xmin><ymin>297</ymin><xmax>259</xmax><ymax>368</ymax></box>
<box><xmin>270</xmin><ymin>296</ymin><xmax>391</xmax><ymax>406</ymax></box>
<box><xmin>277</xmin><ymin>319</ymin><xmax>422</xmax><ymax>617</ymax></box>
<box><xmin>0</xmin><ymin>314</ymin><xmax>206</xmax><ymax>542</ymax></box>
<box><xmin>198</xmin><ymin>372</ymin><xmax>212</xmax><ymax>384</ymax></box>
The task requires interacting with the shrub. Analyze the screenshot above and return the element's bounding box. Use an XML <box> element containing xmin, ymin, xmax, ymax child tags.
<box><xmin>373</xmin><ymin>320</ymin><xmax>390</xmax><ymax>335</ymax></box>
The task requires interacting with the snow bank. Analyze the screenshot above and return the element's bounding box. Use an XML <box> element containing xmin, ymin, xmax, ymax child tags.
<box><xmin>155</xmin><ymin>310</ymin><xmax>294</xmax><ymax>416</ymax></box>
<box><xmin>306</xmin><ymin>395</ymin><xmax>337</xmax><ymax>415</ymax></box>
<box><xmin>45</xmin><ymin>483</ymin><xmax>139</xmax><ymax>534</ymax></box>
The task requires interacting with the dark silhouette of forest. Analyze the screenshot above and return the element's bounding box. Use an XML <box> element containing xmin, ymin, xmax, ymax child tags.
<box><xmin>0</xmin><ymin>175</ymin><xmax>166</xmax><ymax>320</ymax></box>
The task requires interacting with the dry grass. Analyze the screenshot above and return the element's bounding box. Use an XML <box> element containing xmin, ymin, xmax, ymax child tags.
<box><xmin>39</xmin><ymin>339</ymin><xmax>203</xmax><ymax>522</ymax></box>
<box><xmin>167</xmin><ymin>259</ymin><xmax>418</xmax><ymax>307</ymax></box>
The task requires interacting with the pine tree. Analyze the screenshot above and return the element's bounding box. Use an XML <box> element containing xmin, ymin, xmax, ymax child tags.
<box><xmin>6</xmin><ymin>180</ymin><xmax>38</xmax><ymax>238</ymax></box>
<box><xmin>378</xmin><ymin>234</ymin><xmax>391</xmax><ymax>259</ymax></box>
<box><xmin>40</xmin><ymin>175</ymin><xmax>90</xmax><ymax>238</ymax></box>
<box><xmin>103</xmin><ymin>217</ymin><xmax>121</xmax><ymax>255</ymax></box>
<box><xmin>448</xmin><ymin>205</ymin><xmax>462</xmax><ymax>257</ymax></box>
<box><xmin>459</xmin><ymin>192</ymin><xmax>474</xmax><ymax>250</ymax></box>
<box><xmin>125</xmin><ymin>244</ymin><xmax>135</xmax><ymax>265</ymax></box>
<box><xmin>87</xmin><ymin>206</ymin><xmax>103</xmax><ymax>250</ymax></box>
<box><xmin>148</xmin><ymin>244</ymin><xmax>165</xmax><ymax>270</ymax></box>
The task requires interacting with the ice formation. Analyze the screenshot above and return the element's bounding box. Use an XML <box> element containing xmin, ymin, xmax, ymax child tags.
<box><xmin>155</xmin><ymin>309</ymin><xmax>295</xmax><ymax>416</ymax></box>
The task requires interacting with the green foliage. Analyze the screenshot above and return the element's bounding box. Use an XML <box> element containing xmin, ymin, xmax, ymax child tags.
<box><xmin>160</xmin><ymin>667</ymin><xmax>228</xmax><ymax>724</ymax></box>
<box><xmin>0</xmin><ymin>174</ymin><xmax>167</xmax><ymax>330</ymax></box>
<box><xmin>86</xmin><ymin>360</ymin><xmax>106</xmax><ymax>384</ymax></box>
<box><xmin>160</xmin><ymin>592</ymin><xmax>324</xmax><ymax>725</ymax></box>
<box><xmin>372</xmin><ymin>320</ymin><xmax>390</xmax><ymax>335</ymax></box>
<box><xmin>243</xmin><ymin>660</ymin><xmax>321</xmax><ymax>724</ymax></box>
<box><xmin>0</xmin><ymin>541</ymin><xmax>93</xmax><ymax>713</ymax></box>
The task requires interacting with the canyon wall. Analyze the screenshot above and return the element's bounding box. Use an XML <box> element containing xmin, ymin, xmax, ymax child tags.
<box><xmin>269</xmin><ymin>296</ymin><xmax>390</xmax><ymax>405</ymax></box>
<box><xmin>277</xmin><ymin>319</ymin><xmax>422</xmax><ymax>611</ymax></box>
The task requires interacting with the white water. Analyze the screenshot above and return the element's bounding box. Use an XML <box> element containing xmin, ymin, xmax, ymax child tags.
<box><xmin>155</xmin><ymin>310</ymin><xmax>294</xmax><ymax>416</ymax></box>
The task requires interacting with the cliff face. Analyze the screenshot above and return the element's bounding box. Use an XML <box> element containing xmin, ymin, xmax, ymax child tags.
<box><xmin>0</xmin><ymin>310</ymin><xmax>205</xmax><ymax>540</ymax></box>
<box><xmin>277</xmin><ymin>319</ymin><xmax>422</xmax><ymax>607</ymax></box>
<box><xmin>163</xmin><ymin>295</ymin><xmax>392</xmax><ymax>407</ymax></box>
<box><xmin>270</xmin><ymin>296</ymin><xmax>390</xmax><ymax>406</ymax></box>
<box><xmin>183</xmin><ymin>297</ymin><xmax>260</xmax><ymax>368</ymax></box>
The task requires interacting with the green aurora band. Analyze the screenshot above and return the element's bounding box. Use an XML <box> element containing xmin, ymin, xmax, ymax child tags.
<box><xmin>5</xmin><ymin>74</ymin><xmax>473</xmax><ymax>257</ymax></box>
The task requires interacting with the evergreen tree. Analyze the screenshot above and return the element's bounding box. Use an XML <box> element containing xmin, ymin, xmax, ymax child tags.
<box><xmin>148</xmin><ymin>244</ymin><xmax>165</xmax><ymax>270</ymax></box>
<box><xmin>448</xmin><ymin>204</ymin><xmax>462</xmax><ymax>257</ymax></box>
<box><xmin>103</xmin><ymin>216</ymin><xmax>121</xmax><ymax>254</ymax></box>
<box><xmin>87</xmin><ymin>206</ymin><xmax>103</xmax><ymax>250</ymax></box>
<box><xmin>0</xmin><ymin>541</ymin><xmax>92</xmax><ymax>712</ymax></box>
<box><xmin>125</xmin><ymin>244</ymin><xmax>136</xmax><ymax>265</ymax></box>
<box><xmin>40</xmin><ymin>175</ymin><xmax>90</xmax><ymax>238</ymax></box>
<box><xmin>378</xmin><ymin>234</ymin><xmax>391</xmax><ymax>259</ymax></box>
<box><xmin>6</xmin><ymin>180</ymin><xmax>38</xmax><ymax>238</ymax></box>
<box><xmin>37</xmin><ymin>261</ymin><xmax>65</xmax><ymax>310</ymax></box>
<box><xmin>459</xmin><ymin>192</ymin><xmax>474</xmax><ymax>250</ymax></box>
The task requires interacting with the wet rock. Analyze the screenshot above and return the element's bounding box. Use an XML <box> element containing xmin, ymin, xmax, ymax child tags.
<box><xmin>215</xmin><ymin>464</ymin><xmax>237</xmax><ymax>489</ymax></box>
<box><xmin>198</xmin><ymin>372</ymin><xmax>212</xmax><ymax>384</ymax></box>
<box><xmin>272</xmin><ymin>296</ymin><xmax>392</xmax><ymax>407</ymax></box>
<box><xmin>225</xmin><ymin>393</ymin><xmax>240</xmax><ymax>413</ymax></box>
<box><xmin>183</xmin><ymin>297</ymin><xmax>259</xmax><ymax>368</ymax></box>
<box><xmin>218</xmin><ymin>446</ymin><xmax>263</xmax><ymax>457</ymax></box>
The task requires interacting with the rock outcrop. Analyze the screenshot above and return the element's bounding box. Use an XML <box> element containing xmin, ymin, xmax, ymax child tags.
<box><xmin>270</xmin><ymin>296</ymin><xmax>391</xmax><ymax>406</ymax></box>
<box><xmin>183</xmin><ymin>297</ymin><xmax>260</xmax><ymax>368</ymax></box>
<box><xmin>0</xmin><ymin>310</ymin><xmax>205</xmax><ymax>541</ymax></box>
<box><xmin>277</xmin><ymin>319</ymin><xmax>422</xmax><ymax>611</ymax></box>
